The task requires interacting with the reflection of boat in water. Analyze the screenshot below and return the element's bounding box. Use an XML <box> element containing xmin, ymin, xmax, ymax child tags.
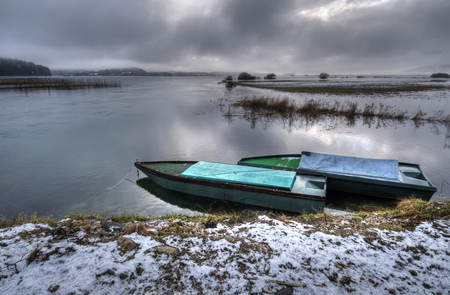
<box><xmin>238</xmin><ymin>152</ymin><xmax>437</xmax><ymax>200</ymax></box>
<box><xmin>136</xmin><ymin>178</ymin><xmax>225</xmax><ymax>212</ymax></box>
<box><xmin>134</xmin><ymin>161</ymin><xmax>327</xmax><ymax>213</ymax></box>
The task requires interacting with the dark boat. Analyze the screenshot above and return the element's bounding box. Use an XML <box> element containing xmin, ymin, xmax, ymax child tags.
<box><xmin>135</xmin><ymin>161</ymin><xmax>327</xmax><ymax>213</ymax></box>
<box><xmin>237</xmin><ymin>152</ymin><xmax>436</xmax><ymax>200</ymax></box>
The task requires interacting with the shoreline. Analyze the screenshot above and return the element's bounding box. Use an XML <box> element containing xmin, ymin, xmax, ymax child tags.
<box><xmin>1</xmin><ymin>200</ymin><xmax>449</xmax><ymax>294</ymax></box>
<box><xmin>223</xmin><ymin>79</ymin><xmax>450</xmax><ymax>95</ymax></box>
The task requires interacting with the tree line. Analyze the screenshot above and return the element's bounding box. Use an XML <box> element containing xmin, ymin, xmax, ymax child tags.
<box><xmin>0</xmin><ymin>57</ymin><xmax>52</xmax><ymax>76</ymax></box>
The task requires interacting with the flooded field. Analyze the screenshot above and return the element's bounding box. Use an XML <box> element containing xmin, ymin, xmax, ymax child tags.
<box><xmin>0</xmin><ymin>75</ymin><xmax>449</xmax><ymax>219</ymax></box>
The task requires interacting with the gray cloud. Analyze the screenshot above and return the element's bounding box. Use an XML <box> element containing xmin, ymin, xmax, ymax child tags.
<box><xmin>1</xmin><ymin>0</ymin><xmax>449</xmax><ymax>74</ymax></box>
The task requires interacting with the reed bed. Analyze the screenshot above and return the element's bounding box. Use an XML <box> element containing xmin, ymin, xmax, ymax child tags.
<box><xmin>0</xmin><ymin>77</ymin><xmax>121</xmax><ymax>91</ymax></box>
<box><xmin>229</xmin><ymin>81</ymin><xmax>449</xmax><ymax>95</ymax></box>
<box><xmin>231</xmin><ymin>96</ymin><xmax>449</xmax><ymax>123</ymax></box>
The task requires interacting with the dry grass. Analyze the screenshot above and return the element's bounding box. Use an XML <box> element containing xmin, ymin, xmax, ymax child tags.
<box><xmin>1</xmin><ymin>199</ymin><xmax>448</xmax><ymax>233</ymax></box>
<box><xmin>391</xmin><ymin>198</ymin><xmax>450</xmax><ymax>220</ymax></box>
<box><xmin>231</xmin><ymin>96</ymin><xmax>432</xmax><ymax>123</ymax></box>
<box><xmin>0</xmin><ymin>77</ymin><xmax>121</xmax><ymax>91</ymax></box>
<box><xmin>233</xmin><ymin>96</ymin><xmax>296</xmax><ymax>116</ymax></box>
<box><xmin>121</xmin><ymin>222</ymin><xmax>155</xmax><ymax>236</ymax></box>
<box><xmin>412</xmin><ymin>108</ymin><xmax>427</xmax><ymax>121</ymax></box>
<box><xmin>229</xmin><ymin>81</ymin><xmax>449</xmax><ymax>95</ymax></box>
<box><xmin>0</xmin><ymin>212</ymin><xmax>57</xmax><ymax>229</ymax></box>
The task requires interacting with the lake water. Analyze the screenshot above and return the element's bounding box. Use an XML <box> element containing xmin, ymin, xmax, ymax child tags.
<box><xmin>1</xmin><ymin>75</ymin><xmax>449</xmax><ymax>219</ymax></box>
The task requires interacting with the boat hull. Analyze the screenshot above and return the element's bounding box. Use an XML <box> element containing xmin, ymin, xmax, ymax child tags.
<box><xmin>238</xmin><ymin>154</ymin><xmax>437</xmax><ymax>201</ymax></box>
<box><xmin>135</xmin><ymin>161</ymin><xmax>326</xmax><ymax>213</ymax></box>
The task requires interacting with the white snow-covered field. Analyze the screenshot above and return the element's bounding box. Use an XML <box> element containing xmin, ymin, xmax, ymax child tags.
<box><xmin>1</xmin><ymin>216</ymin><xmax>449</xmax><ymax>294</ymax></box>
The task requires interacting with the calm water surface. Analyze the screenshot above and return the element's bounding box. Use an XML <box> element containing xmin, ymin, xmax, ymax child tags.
<box><xmin>1</xmin><ymin>76</ymin><xmax>449</xmax><ymax>219</ymax></box>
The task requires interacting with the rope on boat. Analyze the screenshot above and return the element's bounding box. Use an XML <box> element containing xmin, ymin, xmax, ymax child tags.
<box><xmin>107</xmin><ymin>168</ymin><xmax>133</xmax><ymax>190</ymax></box>
<box><xmin>440</xmin><ymin>179</ymin><xmax>450</xmax><ymax>195</ymax></box>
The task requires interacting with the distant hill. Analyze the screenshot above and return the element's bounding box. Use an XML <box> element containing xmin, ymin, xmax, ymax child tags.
<box><xmin>0</xmin><ymin>57</ymin><xmax>52</xmax><ymax>76</ymax></box>
<box><xmin>54</xmin><ymin>68</ymin><xmax>231</xmax><ymax>77</ymax></box>
<box><xmin>403</xmin><ymin>64</ymin><xmax>450</xmax><ymax>74</ymax></box>
<box><xmin>97</xmin><ymin>67</ymin><xmax>149</xmax><ymax>76</ymax></box>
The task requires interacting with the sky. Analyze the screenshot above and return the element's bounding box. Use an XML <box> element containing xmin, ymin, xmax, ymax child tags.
<box><xmin>1</xmin><ymin>0</ymin><xmax>449</xmax><ymax>74</ymax></box>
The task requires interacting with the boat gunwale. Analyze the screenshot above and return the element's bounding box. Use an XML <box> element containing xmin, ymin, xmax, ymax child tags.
<box><xmin>237</xmin><ymin>154</ymin><xmax>437</xmax><ymax>193</ymax></box>
<box><xmin>134</xmin><ymin>161</ymin><xmax>326</xmax><ymax>202</ymax></box>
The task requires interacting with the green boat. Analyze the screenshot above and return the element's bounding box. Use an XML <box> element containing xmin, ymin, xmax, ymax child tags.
<box><xmin>134</xmin><ymin>161</ymin><xmax>327</xmax><ymax>213</ymax></box>
<box><xmin>237</xmin><ymin>152</ymin><xmax>437</xmax><ymax>200</ymax></box>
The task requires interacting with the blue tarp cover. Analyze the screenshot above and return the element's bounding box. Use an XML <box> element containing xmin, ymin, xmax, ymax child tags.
<box><xmin>299</xmin><ymin>152</ymin><xmax>400</xmax><ymax>182</ymax></box>
<box><xmin>181</xmin><ymin>161</ymin><xmax>296</xmax><ymax>190</ymax></box>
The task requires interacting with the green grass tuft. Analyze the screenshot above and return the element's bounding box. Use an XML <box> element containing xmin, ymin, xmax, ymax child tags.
<box><xmin>0</xmin><ymin>212</ymin><xmax>57</xmax><ymax>228</ymax></box>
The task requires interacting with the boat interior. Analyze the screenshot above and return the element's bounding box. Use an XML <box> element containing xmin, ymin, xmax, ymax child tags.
<box><xmin>140</xmin><ymin>161</ymin><xmax>326</xmax><ymax>195</ymax></box>
<box><xmin>398</xmin><ymin>163</ymin><xmax>433</xmax><ymax>187</ymax></box>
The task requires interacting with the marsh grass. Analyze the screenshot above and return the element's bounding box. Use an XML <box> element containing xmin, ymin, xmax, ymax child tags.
<box><xmin>231</xmin><ymin>96</ymin><xmax>448</xmax><ymax>123</ymax></box>
<box><xmin>229</xmin><ymin>81</ymin><xmax>449</xmax><ymax>95</ymax></box>
<box><xmin>412</xmin><ymin>108</ymin><xmax>427</xmax><ymax>122</ymax></box>
<box><xmin>234</xmin><ymin>96</ymin><xmax>296</xmax><ymax>117</ymax></box>
<box><xmin>429</xmin><ymin>110</ymin><xmax>450</xmax><ymax>123</ymax></box>
<box><xmin>0</xmin><ymin>77</ymin><xmax>121</xmax><ymax>91</ymax></box>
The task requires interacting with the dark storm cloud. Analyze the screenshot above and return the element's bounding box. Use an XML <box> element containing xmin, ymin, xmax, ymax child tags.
<box><xmin>1</xmin><ymin>0</ymin><xmax>449</xmax><ymax>73</ymax></box>
<box><xmin>167</xmin><ymin>0</ymin><xmax>295</xmax><ymax>58</ymax></box>
<box><xmin>1</xmin><ymin>1</ymin><xmax>166</xmax><ymax>52</ymax></box>
<box><xmin>288</xmin><ymin>0</ymin><xmax>450</xmax><ymax>72</ymax></box>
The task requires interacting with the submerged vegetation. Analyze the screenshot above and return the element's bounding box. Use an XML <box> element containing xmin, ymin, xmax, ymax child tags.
<box><xmin>217</xmin><ymin>94</ymin><xmax>450</xmax><ymax>148</ymax></box>
<box><xmin>0</xmin><ymin>77</ymin><xmax>121</xmax><ymax>91</ymax></box>
<box><xmin>227</xmin><ymin>95</ymin><xmax>450</xmax><ymax>124</ymax></box>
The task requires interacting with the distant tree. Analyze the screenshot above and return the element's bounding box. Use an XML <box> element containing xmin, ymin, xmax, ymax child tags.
<box><xmin>430</xmin><ymin>73</ymin><xmax>450</xmax><ymax>78</ymax></box>
<box><xmin>264</xmin><ymin>73</ymin><xmax>277</xmax><ymax>80</ymax></box>
<box><xmin>237</xmin><ymin>72</ymin><xmax>256</xmax><ymax>80</ymax></box>
<box><xmin>319</xmin><ymin>73</ymin><xmax>329</xmax><ymax>79</ymax></box>
<box><xmin>0</xmin><ymin>57</ymin><xmax>52</xmax><ymax>76</ymax></box>
<box><xmin>222</xmin><ymin>75</ymin><xmax>235</xmax><ymax>87</ymax></box>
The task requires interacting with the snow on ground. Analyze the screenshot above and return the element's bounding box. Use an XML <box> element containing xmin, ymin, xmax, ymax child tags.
<box><xmin>1</xmin><ymin>216</ymin><xmax>449</xmax><ymax>294</ymax></box>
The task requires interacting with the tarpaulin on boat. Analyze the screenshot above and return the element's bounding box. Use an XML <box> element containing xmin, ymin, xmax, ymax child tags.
<box><xmin>298</xmin><ymin>152</ymin><xmax>400</xmax><ymax>182</ymax></box>
<box><xmin>181</xmin><ymin>161</ymin><xmax>296</xmax><ymax>190</ymax></box>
